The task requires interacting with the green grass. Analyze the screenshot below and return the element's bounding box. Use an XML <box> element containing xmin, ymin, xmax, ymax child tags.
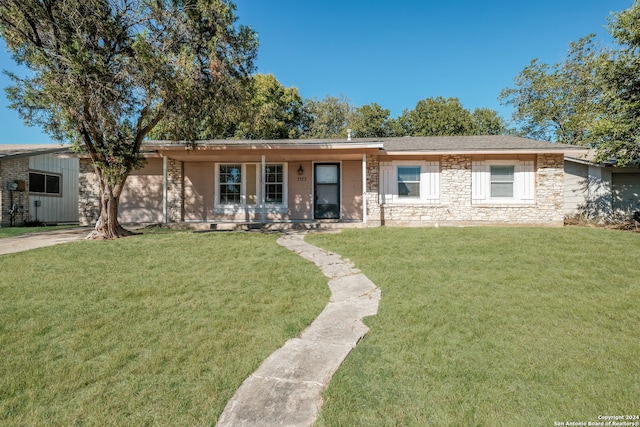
<box><xmin>0</xmin><ymin>225</ymin><xmax>77</xmax><ymax>238</ymax></box>
<box><xmin>0</xmin><ymin>231</ymin><xmax>329</xmax><ymax>426</ymax></box>
<box><xmin>307</xmin><ymin>227</ymin><xmax>640</xmax><ymax>426</ymax></box>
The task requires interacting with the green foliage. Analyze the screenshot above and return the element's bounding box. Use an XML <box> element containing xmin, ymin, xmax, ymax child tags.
<box><xmin>593</xmin><ymin>2</ymin><xmax>640</xmax><ymax>165</ymax></box>
<box><xmin>0</xmin><ymin>0</ymin><xmax>257</xmax><ymax>235</ymax></box>
<box><xmin>500</xmin><ymin>36</ymin><xmax>604</xmax><ymax>146</ymax></box>
<box><xmin>350</xmin><ymin>102</ymin><xmax>393</xmax><ymax>138</ymax></box>
<box><xmin>471</xmin><ymin>107</ymin><xmax>508</xmax><ymax>135</ymax></box>
<box><xmin>410</xmin><ymin>97</ymin><xmax>474</xmax><ymax>136</ymax></box>
<box><xmin>233</xmin><ymin>74</ymin><xmax>309</xmax><ymax>139</ymax></box>
<box><xmin>390</xmin><ymin>97</ymin><xmax>507</xmax><ymax>137</ymax></box>
<box><xmin>500</xmin><ymin>2</ymin><xmax>640</xmax><ymax>165</ymax></box>
<box><xmin>303</xmin><ymin>95</ymin><xmax>353</xmax><ymax>139</ymax></box>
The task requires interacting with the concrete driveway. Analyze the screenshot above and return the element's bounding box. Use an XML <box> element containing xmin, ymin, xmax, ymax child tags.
<box><xmin>0</xmin><ymin>227</ymin><xmax>90</xmax><ymax>255</ymax></box>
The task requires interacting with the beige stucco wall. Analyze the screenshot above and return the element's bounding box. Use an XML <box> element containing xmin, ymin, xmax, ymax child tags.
<box><xmin>118</xmin><ymin>158</ymin><xmax>163</xmax><ymax>223</ymax></box>
<box><xmin>341</xmin><ymin>160</ymin><xmax>363</xmax><ymax>220</ymax></box>
<box><xmin>288</xmin><ymin>161</ymin><xmax>312</xmax><ymax>220</ymax></box>
<box><xmin>184</xmin><ymin>162</ymin><xmax>214</xmax><ymax>221</ymax></box>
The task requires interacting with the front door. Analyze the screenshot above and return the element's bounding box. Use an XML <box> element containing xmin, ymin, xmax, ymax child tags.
<box><xmin>314</xmin><ymin>163</ymin><xmax>340</xmax><ymax>219</ymax></box>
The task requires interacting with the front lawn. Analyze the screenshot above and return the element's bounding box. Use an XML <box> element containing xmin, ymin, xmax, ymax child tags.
<box><xmin>0</xmin><ymin>232</ymin><xmax>329</xmax><ymax>426</ymax></box>
<box><xmin>307</xmin><ymin>227</ymin><xmax>640</xmax><ymax>426</ymax></box>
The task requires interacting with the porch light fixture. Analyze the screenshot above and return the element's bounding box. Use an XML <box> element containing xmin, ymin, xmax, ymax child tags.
<box><xmin>298</xmin><ymin>164</ymin><xmax>304</xmax><ymax>175</ymax></box>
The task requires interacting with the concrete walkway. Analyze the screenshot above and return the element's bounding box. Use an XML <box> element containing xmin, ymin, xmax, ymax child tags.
<box><xmin>0</xmin><ymin>227</ymin><xmax>89</xmax><ymax>255</ymax></box>
<box><xmin>217</xmin><ymin>232</ymin><xmax>381</xmax><ymax>427</ymax></box>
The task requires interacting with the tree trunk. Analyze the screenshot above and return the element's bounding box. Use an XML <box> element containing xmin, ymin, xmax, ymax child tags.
<box><xmin>86</xmin><ymin>168</ymin><xmax>137</xmax><ymax>240</ymax></box>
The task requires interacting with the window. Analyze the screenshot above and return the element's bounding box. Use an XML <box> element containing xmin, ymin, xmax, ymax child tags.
<box><xmin>490</xmin><ymin>166</ymin><xmax>514</xmax><ymax>198</ymax></box>
<box><xmin>216</xmin><ymin>163</ymin><xmax>287</xmax><ymax>208</ymax></box>
<box><xmin>219</xmin><ymin>164</ymin><xmax>242</xmax><ymax>204</ymax></box>
<box><xmin>472</xmin><ymin>160</ymin><xmax>534</xmax><ymax>204</ymax></box>
<box><xmin>397</xmin><ymin>166</ymin><xmax>421</xmax><ymax>198</ymax></box>
<box><xmin>29</xmin><ymin>172</ymin><xmax>61</xmax><ymax>195</ymax></box>
<box><xmin>265</xmin><ymin>164</ymin><xmax>283</xmax><ymax>204</ymax></box>
<box><xmin>379</xmin><ymin>161</ymin><xmax>439</xmax><ymax>204</ymax></box>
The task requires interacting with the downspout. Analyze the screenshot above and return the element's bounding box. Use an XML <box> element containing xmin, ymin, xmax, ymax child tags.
<box><xmin>261</xmin><ymin>155</ymin><xmax>266</xmax><ymax>224</ymax></box>
<box><xmin>362</xmin><ymin>154</ymin><xmax>367</xmax><ymax>224</ymax></box>
<box><xmin>162</xmin><ymin>155</ymin><xmax>168</xmax><ymax>224</ymax></box>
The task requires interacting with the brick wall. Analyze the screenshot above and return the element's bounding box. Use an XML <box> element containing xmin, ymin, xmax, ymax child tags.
<box><xmin>0</xmin><ymin>157</ymin><xmax>30</xmax><ymax>226</ymax></box>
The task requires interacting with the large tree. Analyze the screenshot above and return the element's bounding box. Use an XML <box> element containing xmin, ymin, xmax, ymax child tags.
<box><xmin>593</xmin><ymin>2</ymin><xmax>640</xmax><ymax>165</ymax></box>
<box><xmin>233</xmin><ymin>74</ymin><xmax>308</xmax><ymax>139</ymax></box>
<box><xmin>499</xmin><ymin>35</ymin><xmax>604</xmax><ymax>146</ymax></box>
<box><xmin>303</xmin><ymin>95</ymin><xmax>352</xmax><ymax>139</ymax></box>
<box><xmin>0</xmin><ymin>0</ymin><xmax>257</xmax><ymax>238</ymax></box>
<box><xmin>349</xmin><ymin>102</ymin><xmax>392</xmax><ymax>138</ymax></box>
<box><xmin>409</xmin><ymin>97</ymin><xmax>474</xmax><ymax>136</ymax></box>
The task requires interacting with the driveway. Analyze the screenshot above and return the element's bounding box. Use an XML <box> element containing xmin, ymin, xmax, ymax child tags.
<box><xmin>0</xmin><ymin>227</ymin><xmax>89</xmax><ymax>255</ymax></box>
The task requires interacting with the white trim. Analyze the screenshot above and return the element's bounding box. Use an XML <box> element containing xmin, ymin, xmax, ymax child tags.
<box><xmin>379</xmin><ymin>160</ymin><xmax>440</xmax><ymax>205</ymax></box>
<box><xmin>261</xmin><ymin>155</ymin><xmax>266</xmax><ymax>224</ymax></box>
<box><xmin>312</xmin><ymin>161</ymin><xmax>342</xmax><ymax>219</ymax></box>
<box><xmin>214</xmin><ymin>162</ymin><xmax>288</xmax><ymax>213</ymax></box>
<box><xmin>472</xmin><ymin>159</ymin><xmax>535</xmax><ymax>205</ymax></box>
<box><xmin>362</xmin><ymin>154</ymin><xmax>367</xmax><ymax>224</ymax></box>
<box><xmin>162</xmin><ymin>155</ymin><xmax>168</xmax><ymax>224</ymax></box>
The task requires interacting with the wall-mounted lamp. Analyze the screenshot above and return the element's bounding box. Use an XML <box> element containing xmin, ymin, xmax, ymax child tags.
<box><xmin>297</xmin><ymin>164</ymin><xmax>304</xmax><ymax>175</ymax></box>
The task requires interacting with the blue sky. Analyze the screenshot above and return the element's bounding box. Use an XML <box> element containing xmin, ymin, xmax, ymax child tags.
<box><xmin>0</xmin><ymin>0</ymin><xmax>632</xmax><ymax>144</ymax></box>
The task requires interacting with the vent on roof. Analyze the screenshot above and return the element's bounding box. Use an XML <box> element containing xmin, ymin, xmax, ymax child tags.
<box><xmin>347</xmin><ymin>129</ymin><xmax>352</xmax><ymax>141</ymax></box>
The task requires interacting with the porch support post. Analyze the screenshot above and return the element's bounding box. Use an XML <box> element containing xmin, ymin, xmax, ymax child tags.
<box><xmin>362</xmin><ymin>154</ymin><xmax>367</xmax><ymax>224</ymax></box>
<box><xmin>162</xmin><ymin>155</ymin><xmax>168</xmax><ymax>224</ymax></box>
<box><xmin>261</xmin><ymin>155</ymin><xmax>266</xmax><ymax>224</ymax></box>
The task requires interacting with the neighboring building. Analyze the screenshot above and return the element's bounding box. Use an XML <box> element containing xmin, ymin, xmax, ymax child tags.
<box><xmin>78</xmin><ymin>135</ymin><xmax>586</xmax><ymax>228</ymax></box>
<box><xmin>565</xmin><ymin>152</ymin><xmax>640</xmax><ymax>221</ymax></box>
<box><xmin>0</xmin><ymin>145</ymin><xmax>79</xmax><ymax>227</ymax></box>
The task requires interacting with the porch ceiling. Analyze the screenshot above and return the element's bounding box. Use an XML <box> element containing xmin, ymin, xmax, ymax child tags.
<box><xmin>156</xmin><ymin>147</ymin><xmax>378</xmax><ymax>162</ymax></box>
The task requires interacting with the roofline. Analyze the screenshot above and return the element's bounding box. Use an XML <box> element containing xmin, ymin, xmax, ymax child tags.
<box><xmin>384</xmin><ymin>148</ymin><xmax>588</xmax><ymax>156</ymax></box>
<box><xmin>0</xmin><ymin>146</ymin><xmax>71</xmax><ymax>160</ymax></box>
<box><xmin>147</xmin><ymin>141</ymin><xmax>385</xmax><ymax>151</ymax></box>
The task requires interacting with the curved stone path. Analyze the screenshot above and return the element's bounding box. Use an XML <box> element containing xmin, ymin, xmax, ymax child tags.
<box><xmin>216</xmin><ymin>232</ymin><xmax>381</xmax><ymax>427</ymax></box>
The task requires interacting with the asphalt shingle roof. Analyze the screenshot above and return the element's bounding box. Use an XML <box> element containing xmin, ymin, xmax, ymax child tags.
<box><xmin>380</xmin><ymin>135</ymin><xmax>584</xmax><ymax>152</ymax></box>
<box><xmin>0</xmin><ymin>144</ymin><xmax>71</xmax><ymax>159</ymax></box>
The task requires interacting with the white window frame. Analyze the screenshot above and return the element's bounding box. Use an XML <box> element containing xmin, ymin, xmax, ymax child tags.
<box><xmin>380</xmin><ymin>160</ymin><xmax>439</xmax><ymax>204</ymax></box>
<box><xmin>215</xmin><ymin>162</ymin><xmax>288</xmax><ymax>211</ymax></box>
<box><xmin>472</xmin><ymin>159</ymin><xmax>534</xmax><ymax>204</ymax></box>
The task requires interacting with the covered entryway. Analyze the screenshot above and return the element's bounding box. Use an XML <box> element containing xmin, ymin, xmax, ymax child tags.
<box><xmin>314</xmin><ymin>163</ymin><xmax>340</xmax><ymax>219</ymax></box>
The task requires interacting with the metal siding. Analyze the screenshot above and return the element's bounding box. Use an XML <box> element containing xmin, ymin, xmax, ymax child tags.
<box><xmin>612</xmin><ymin>173</ymin><xmax>640</xmax><ymax>216</ymax></box>
<box><xmin>29</xmin><ymin>154</ymin><xmax>79</xmax><ymax>223</ymax></box>
<box><xmin>564</xmin><ymin>161</ymin><xmax>589</xmax><ymax>215</ymax></box>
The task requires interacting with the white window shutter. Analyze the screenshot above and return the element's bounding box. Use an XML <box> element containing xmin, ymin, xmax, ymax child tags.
<box><xmin>379</xmin><ymin>163</ymin><xmax>394</xmax><ymax>204</ymax></box>
<box><xmin>422</xmin><ymin>161</ymin><xmax>440</xmax><ymax>203</ymax></box>
<box><xmin>472</xmin><ymin>162</ymin><xmax>488</xmax><ymax>203</ymax></box>
<box><xmin>516</xmin><ymin>161</ymin><xmax>535</xmax><ymax>203</ymax></box>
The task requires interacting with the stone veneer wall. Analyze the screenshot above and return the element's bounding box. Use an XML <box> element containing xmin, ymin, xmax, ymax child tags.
<box><xmin>166</xmin><ymin>158</ymin><xmax>184</xmax><ymax>222</ymax></box>
<box><xmin>0</xmin><ymin>157</ymin><xmax>30</xmax><ymax>226</ymax></box>
<box><xmin>78</xmin><ymin>158</ymin><xmax>100</xmax><ymax>226</ymax></box>
<box><xmin>366</xmin><ymin>153</ymin><xmax>565</xmax><ymax>226</ymax></box>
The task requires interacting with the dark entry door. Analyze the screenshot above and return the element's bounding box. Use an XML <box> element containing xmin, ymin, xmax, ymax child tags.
<box><xmin>314</xmin><ymin>163</ymin><xmax>340</xmax><ymax>219</ymax></box>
